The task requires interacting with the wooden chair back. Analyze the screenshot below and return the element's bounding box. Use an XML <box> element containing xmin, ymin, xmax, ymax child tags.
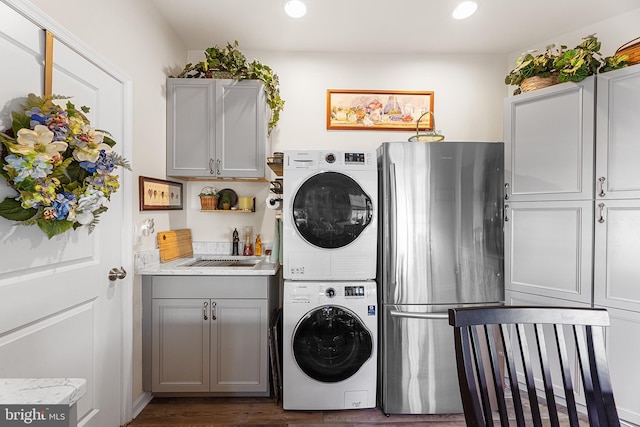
<box><xmin>448</xmin><ymin>306</ymin><xmax>620</xmax><ymax>427</ymax></box>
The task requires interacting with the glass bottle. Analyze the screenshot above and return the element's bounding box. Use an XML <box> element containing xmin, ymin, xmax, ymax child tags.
<box><xmin>255</xmin><ymin>234</ymin><xmax>262</xmax><ymax>256</ymax></box>
<box><xmin>243</xmin><ymin>227</ymin><xmax>254</xmax><ymax>256</ymax></box>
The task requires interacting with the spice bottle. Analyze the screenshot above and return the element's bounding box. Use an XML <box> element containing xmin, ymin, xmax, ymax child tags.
<box><xmin>255</xmin><ymin>234</ymin><xmax>262</xmax><ymax>256</ymax></box>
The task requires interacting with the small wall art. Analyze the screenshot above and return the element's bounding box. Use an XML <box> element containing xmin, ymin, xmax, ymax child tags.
<box><xmin>326</xmin><ymin>89</ymin><xmax>434</xmax><ymax>131</ymax></box>
<box><xmin>139</xmin><ymin>176</ymin><xmax>183</xmax><ymax>211</ymax></box>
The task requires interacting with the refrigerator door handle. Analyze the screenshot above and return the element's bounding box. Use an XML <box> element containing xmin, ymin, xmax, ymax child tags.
<box><xmin>389</xmin><ymin>310</ymin><xmax>449</xmax><ymax>320</ymax></box>
<box><xmin>389</xmin><ymin>162</ymin><xmax>398</xmax><ymax>290</ymax></box>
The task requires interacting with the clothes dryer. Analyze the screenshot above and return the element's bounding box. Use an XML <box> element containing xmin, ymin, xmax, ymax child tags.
<box><xmin>282</xmin><ymin>280</ymin><xmax>377</xmax><ymax>410</ymax></box>
<box><xmin>283</xmin><ymin>150</ymin><xmax>377</xmax><ymax>280</ymax></box>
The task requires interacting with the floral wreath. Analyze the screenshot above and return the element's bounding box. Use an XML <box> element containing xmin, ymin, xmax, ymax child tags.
<box><xmin>0</xmin><ymin>94</ymin><xmax>131</xmax><ymax>239</ymax></box>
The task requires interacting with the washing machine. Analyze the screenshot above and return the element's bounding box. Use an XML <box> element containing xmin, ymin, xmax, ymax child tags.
<box><xmin>283</xmin><ymin>280</ymin><xmax>377</xmax><ymax>410</ymax></box>
<box><xmin>283</xmin><ymin>150</ymin><xmax>377</xmax><ymax>280</ymax></box>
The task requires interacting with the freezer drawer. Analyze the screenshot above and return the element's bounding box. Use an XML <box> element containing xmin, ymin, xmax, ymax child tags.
<box><xmin>380</xmin><ymin>304</ymin><xmax>463</xmax><ymax>415</ymax></box>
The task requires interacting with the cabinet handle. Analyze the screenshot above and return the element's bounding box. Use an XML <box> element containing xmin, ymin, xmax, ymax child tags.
<box><xmin>598</xmin><ymin>177</ymin><xmax>606</xmax><ymax>197</ymax></box>
<box><xmin>504</xmin><ymin>204</ymin><xmax>509</xmax><ymax>222</ymax></box>
<box><xmin>209</xmin><ymin>159</ymin><xmax>215</xmax><ymax>175</ymax></box>
<box><xmin>504</xmin><ymin>183</ymin><xmax>510</xmax><ymax>200</ymax></box>
<box><xmin>203</xmin><ymin>301</ymin><xmax>209</xmax><ymax>321</ymax></box>
<box><xmin>598</xmin><ymin>203</ymin><xmax>606</xmax><ymax>223</ymax></box>
<box><xmin>211</xmin><ymin>302</ymin><xmax>217</xmax><ymax>320</ymax></box>
<box><xmin>216</xmin><ymin>159</ymin><xmax>221</xmax><ymax>176</ymax></box>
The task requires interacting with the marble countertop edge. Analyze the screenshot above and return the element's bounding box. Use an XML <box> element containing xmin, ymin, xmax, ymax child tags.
<box><xmin>0</xmin><ymin>378</ymin><xmax>87</xmax><ymax>405</ymax></box>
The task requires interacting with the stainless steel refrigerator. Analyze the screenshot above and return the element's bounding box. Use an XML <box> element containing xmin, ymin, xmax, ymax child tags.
<box><xmin>377</xmin><ymin>141</ymin><xmax>504</xmax><ymax>415</ymax></box>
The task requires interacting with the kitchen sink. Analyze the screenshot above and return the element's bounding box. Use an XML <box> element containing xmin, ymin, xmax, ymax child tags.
<box><xmin>179</xmin><ymin>257</ymin><xmax>262</xmax><ymax>268</ymax></box>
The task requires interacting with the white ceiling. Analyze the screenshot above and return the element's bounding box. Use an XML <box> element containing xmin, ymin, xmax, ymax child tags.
<box><xmin>149</xmin><ymin>0</ymin><xmax>640</xmax><ymax>55</ymax></box>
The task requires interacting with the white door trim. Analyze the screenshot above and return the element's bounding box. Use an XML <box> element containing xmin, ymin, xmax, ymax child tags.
<box><xmin>3</xmin><ymin>0</ymin><xmax>135</xmax><ymax>424</ymax></box>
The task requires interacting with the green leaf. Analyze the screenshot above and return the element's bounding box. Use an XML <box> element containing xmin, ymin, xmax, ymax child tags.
<box><xmin>37</xmin><ymin>218</ymin><xmax>74</xmax><ymax>239</ymax></box>
<box><xmin>0</xmin><ymin>197</ymin><xmax>38</xmax><ymax>221</ymax></box>
<box><xmin>11</xmin><ymin>111</ymin><xmax>30</xmax><ymax>135</ymax></box>
<box><xmin>65</xmin><ymin>159</ymin><xmax>89</xmax><ymax>183</ymax></box>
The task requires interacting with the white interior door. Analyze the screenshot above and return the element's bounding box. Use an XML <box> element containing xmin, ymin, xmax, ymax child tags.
<box><xmin>0</xmin><ymin>2</ymin><xmax>127</xmax><ymax>426</ymax></box>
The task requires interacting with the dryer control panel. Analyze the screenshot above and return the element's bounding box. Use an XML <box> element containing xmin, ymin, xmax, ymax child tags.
<box><xmin>344</xmin><ymin>285</ymin><xmax>366</xmax><ymax>298</ymax></box>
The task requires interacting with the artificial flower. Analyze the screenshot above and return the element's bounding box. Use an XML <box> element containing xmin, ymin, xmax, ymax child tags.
<box><xmin>13</xmin><ymin>125</ymin><xmax>68</xmax><ymax>162</ymax></box>
<box><xmin>0</xmin><ymin>93</ymin><xmax>131</xmax><ymax>238</ymax></box>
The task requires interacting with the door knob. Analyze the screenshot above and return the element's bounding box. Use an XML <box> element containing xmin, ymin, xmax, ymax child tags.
<box><xmin>108</xmin><ymin>266</ymin><xmax>127</xmax><ymax>281</ymax></box>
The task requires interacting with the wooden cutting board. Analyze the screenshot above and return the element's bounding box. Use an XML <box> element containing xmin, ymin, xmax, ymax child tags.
<box><xmin>157</xmin><ymin>229</ymin><xmax>193</xmax><ymax>263</ymax></box>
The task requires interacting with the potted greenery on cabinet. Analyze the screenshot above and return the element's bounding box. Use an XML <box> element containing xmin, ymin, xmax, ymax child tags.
<box><xmin>505</xmin><ymin>34</ymin><xmax>629</xmax><ymax>95</ymax></box>
<box><xmin>172</xmin><ymin>41</ymin><xmax>284</xmax><ymax>135</ymax></box>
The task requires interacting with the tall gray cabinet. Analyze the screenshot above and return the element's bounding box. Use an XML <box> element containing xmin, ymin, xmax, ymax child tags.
<box><xmin>504</xmin><ymin>64</ymin><xmax>640</xmax><ymax>425</ymax></box>
<box><xmin>166</xmin><ymin>78</ymin><xmax>267</xmax><ymax>179</ymax></box>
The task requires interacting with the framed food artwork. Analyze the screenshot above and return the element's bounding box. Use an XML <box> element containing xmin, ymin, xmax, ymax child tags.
<box><xmin>326</xmin><ymin>89</ymin><xmax>434</xmax><ymax>131</ymax></box>
<box><xmin>139</xmin><ymin>176</ymin><xmax>183</xmax><ymax>211</ymax></box>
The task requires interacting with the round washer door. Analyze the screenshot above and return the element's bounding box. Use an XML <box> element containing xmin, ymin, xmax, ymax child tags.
<box><xmin>292</xmin><ymin>305</ymin><xmax>373</xmax><ymax>383</ymax></box>
<box><xmin>292</xmin><ymin>171</ymin><xmax>373</xmax><ymax>249</ymax></box>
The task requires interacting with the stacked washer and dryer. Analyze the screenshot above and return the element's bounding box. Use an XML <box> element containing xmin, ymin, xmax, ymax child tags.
<box><xmin>282</xmin><ymin>150</ymin><xmax>378</xmax><ymax>410</ymax></box>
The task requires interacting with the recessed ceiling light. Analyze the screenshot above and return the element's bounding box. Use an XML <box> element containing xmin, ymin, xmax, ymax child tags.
<box><xmin>284</xmin><ymin>0</ymin><xmax>307</xmax><ymax>18</ymax></box>
<box><xmin>452</xmin><ymin>1</ymin><xmax>478</xmax><ymax>20</ymax></box>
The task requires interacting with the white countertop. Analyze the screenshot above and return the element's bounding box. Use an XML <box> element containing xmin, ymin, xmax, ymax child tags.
<box><xmin>136</xmin><ymin>254</ymin><xmax>280</xmax><ymax>276</ymax></box>
<box><xmin>0</xmin><ymin>378</ymin><xmax>86</xmax><ymax>405</ymax></box>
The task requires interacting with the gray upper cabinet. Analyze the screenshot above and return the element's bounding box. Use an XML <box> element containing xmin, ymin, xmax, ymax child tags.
<box><xmin>167</xmin><ymin>78</ymin><xmax>267</xmax><ymax>179</ymax></box>
<box><xmin>504</xmin><ymin>77</ymin><xmax>595</xmax><ymax>202</ymax></box>
<box><xmin>595</xmin><ymin>65</ymin><xmax>640</xmax><ymax>200</ymax></box>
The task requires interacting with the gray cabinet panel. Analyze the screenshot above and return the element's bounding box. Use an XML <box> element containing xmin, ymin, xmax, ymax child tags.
<box><xmin>210</xmin><ymin>299</ymin><xmax>268</xmax><ymax>392</ymax></box>
<box><xmin>596</xmin><ymin>65</ymin><xmax>640</xmax><ymax>200</ymax></box>
<box><xmin>217</xmin><ymin>82</ymin><xmax>266</xmax><ymax>177</ymax></box>
<box><xmin>504</xmin><ymin>78</ymin><xmax>594</xmax><ymax>201</ymax></box>
<box><xmin>167</xmin><ymin>80</ymin><xmax>215</xmax><ymax>176</ymax></box>
<box><xmin>594</xmin><ymin>199</ymin><xmax>640</xmax><ymax>310</ymax></box>
<box><xmin>505</xmin><ymin>200</ymin><xmax>593</xmax><ymax>303</ymax></box>
<box><xmin>152</xmin><ymin>298</ymin><xmax>210</xmax><ymax>392</ymax></box>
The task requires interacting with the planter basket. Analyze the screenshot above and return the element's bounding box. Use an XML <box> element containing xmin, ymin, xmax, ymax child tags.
<box><xmin>520</xmin><ymin>73</ymin><xmax>560</xmax><ymax>93</ymax></box>
<box><xmin>200</xmin><ymin>195</ymin><xmax>218</xmax><ymax>210</ymax></box>
<box><xmin>616</xmin><ymin>37</ymin><xmax>640</xmax><ymax>65</ymax></box>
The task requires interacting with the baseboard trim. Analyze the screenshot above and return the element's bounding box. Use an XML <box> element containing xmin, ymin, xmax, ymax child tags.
<box><xmin>132</xmin><ymin>391</ymin><xmax>153</xmax><ymax>419</ymax></box>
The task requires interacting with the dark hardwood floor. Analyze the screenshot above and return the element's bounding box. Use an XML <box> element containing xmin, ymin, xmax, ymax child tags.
<box><xmin>126</xmin><ymin>397</ymin><xmax>468</xmax><ymax>426</ymax></box>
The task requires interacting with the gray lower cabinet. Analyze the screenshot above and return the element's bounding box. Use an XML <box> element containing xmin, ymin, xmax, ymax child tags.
<box><xmin>143</xmin><ymin>275</ymin><xmax>279</xmax><ymax>395</ymax></box>
<box><xmin>166</xmin><ymin>78</ymin><xmax>267</xmax><ymax>179</ymax></box>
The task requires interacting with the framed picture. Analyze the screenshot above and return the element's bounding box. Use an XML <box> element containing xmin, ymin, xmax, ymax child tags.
<box><xmin>139</xmin><ymin>176</ymin><xmax>183</xmax><ymax>211</ymax></box>
<box><xmin>327</xmin><ymin>89</ymin><xmax>434</xmax><ymax>131</ymax></box>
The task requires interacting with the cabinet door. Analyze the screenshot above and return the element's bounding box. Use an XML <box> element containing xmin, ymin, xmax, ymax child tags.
<box><xmin>216</xmin><ymin>80</ymin><xmax>267</xmax><ymax>178</ymax></box>
<box><xmin>504</xmin><ymin>78</ymin><xmax>594</xmax><ymax>202</ymax></box>
<box><xmin>596</xmin><ymin>64</ymin><xmax>640</xmax><ymax>200</ymax></box>
<box><xmin>167</xmin><ymin>78</ymin><xmax>216</xmax><ymax>177</ymax></box>
<box><xmin>598</xmin><ymin>305</ymin><xmax>640</xmax><ymax>426</ymax></box>
<box><xmin>505</xmin><ymin>201</ymin><xmax>593</xmax><ymax>303</ymax></box>
<box><xmin>594</xmin><ymin>199</ymin><xmax>640</xmax><ymax>311</ymax></box>
<box><xmin>210</xmin><ymin>298</ymin><xmax>269</xmax><ymax>393</ymax></box>
<box><xmin>152</xmin><ymin>298</ymin><xmax>210</xmax><ymax>392</ymax></box>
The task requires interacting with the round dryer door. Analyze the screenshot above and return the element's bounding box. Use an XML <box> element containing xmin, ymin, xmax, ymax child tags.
<box><xmin>292</xmin><ymin>305</ymin><xmax>373</xmax><ymax>383</ymax></box>
<box><xmin>292</xmin><ymin>171</ymin><xmax>373</xmax><ymax>249</ymax></box>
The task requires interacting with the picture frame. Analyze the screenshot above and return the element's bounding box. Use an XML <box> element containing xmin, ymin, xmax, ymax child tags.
<box><xmin>139</xmin><ymin>176</ymin><xmax>183</xmax><ymax>211</ymax></box>
<box><xmin>326</xmin><ymin>89</ymin><xmax>434</xmax><ymax>131</ymax></box>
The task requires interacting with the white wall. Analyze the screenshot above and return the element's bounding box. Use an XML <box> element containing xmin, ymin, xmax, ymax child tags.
<box><xmin>185</xmin><ymin>49</ymin><xmax>509</xmax><ymax>243</ymax></box>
